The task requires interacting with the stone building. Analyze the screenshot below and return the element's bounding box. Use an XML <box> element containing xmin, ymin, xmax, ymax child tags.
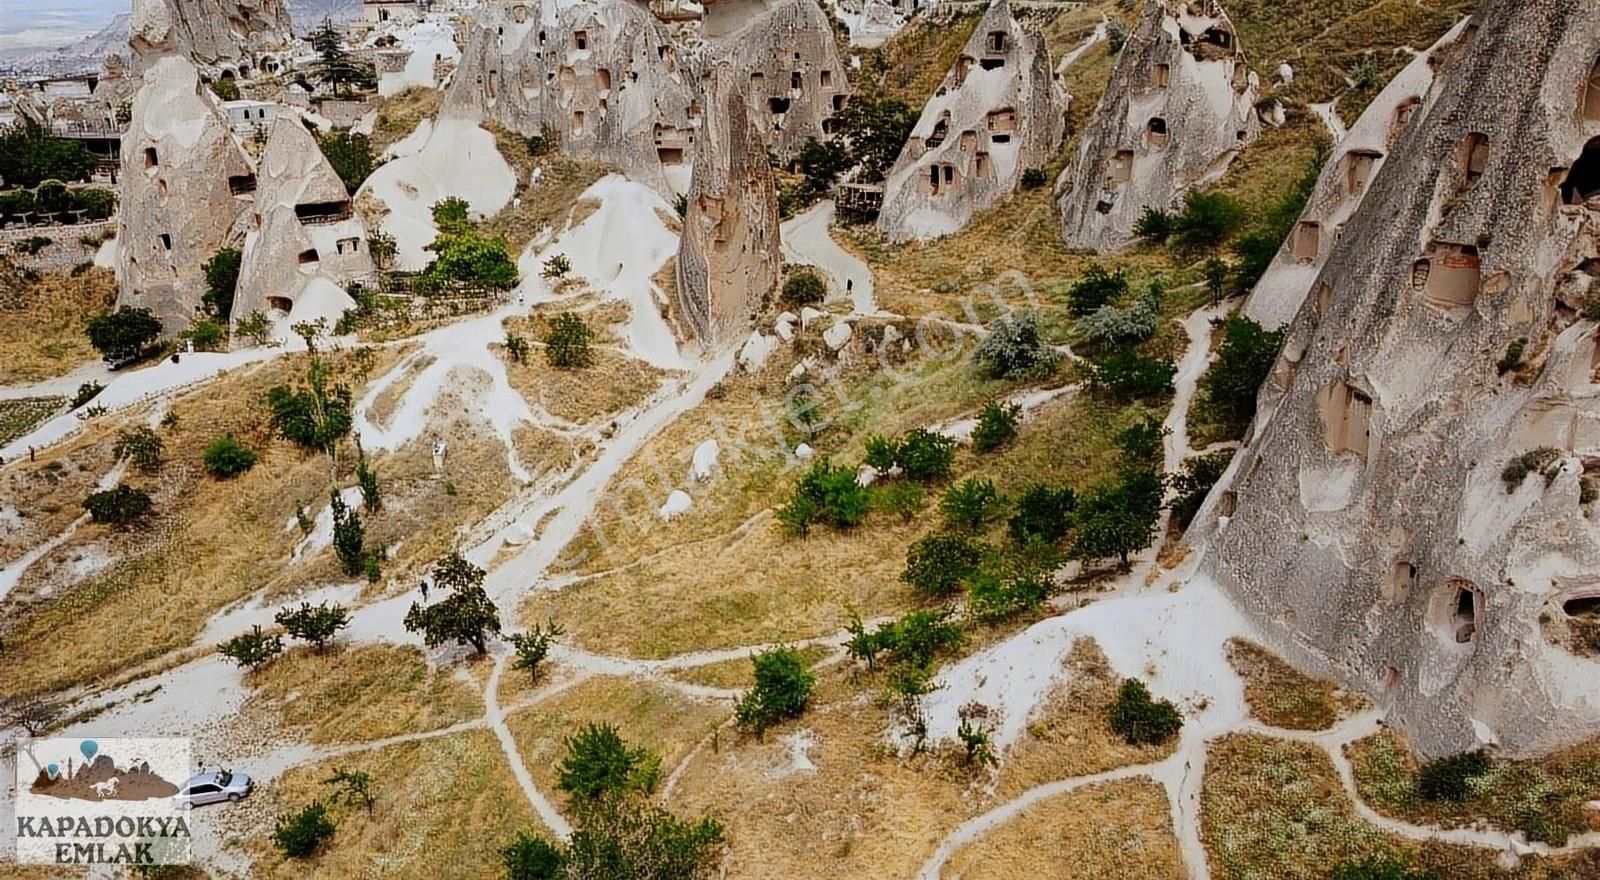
<box><xmin>876</xmin><ymin>0</ymin><xmax>1063</xmax><ymax>242</ymax></box>
<box><xmin>1056</xmin><ymin>0</ymin><xmax>1258</xmax><ymax>251</ymax></box>
<box><xmin>675</xmin><ymin>64</ymin><xmax>781</xmax><ymax>346</ymax></box>
<box><xmin>1189</xmin><ymin>1</ymin><xmax>1600</xmax><ymax>759</ymax></box>
<box><xmin>446</xmin><ymin>0</ymin><xmax>699</xmax><ymax>195</ymax></box>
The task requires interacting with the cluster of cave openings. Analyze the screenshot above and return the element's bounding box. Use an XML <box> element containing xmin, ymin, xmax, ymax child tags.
<box><xmin>1443</xmin><ymin>580</ymin><xmax>1480</xmax><ymax>645</ymax></box>
<box><xmin>1414</xmin><ymin>242</ymin><xmax>1480</xmax><ymax>309</ymax></box>
<box><xmin>1386</xmin><ymin>561</ymin><xmax>1418</xmax><ymax>601</ymax></box>
<box><xmin>1145</xmin><ymin>117</ymin><xmax>1168</xmax><ymax>149</ymax></box>
<box><xmin>1343</xmin><ymin>149</ymin><xmax>1381</xmax><ymax>196</ymax></box>
<box><xmin>1458</xmin><ymin>132</ymin><xmax>1490</xmax><ymax>187</ymax></box>
<box><xmin>927</xmin><ymin>163</ymin><xmax>957</xmax><ymax>195</ymax></box>
<box><xmin>986</xmin><ymin>108</ymin><xmax>1017</xmax><ymax>144</ymax></box>
<box><xmin>1150</xmin><ymin>62</ymin><xmax>1169</xmax><ymax>89</ymax></box>
<box><xmin>1560</xmin><ymin>137</ymin><xmax>1600</xmax><ymax>206</ymax></box>
<box><xmin>927</xmin><ymin>112</ymin><xmax>950</xmax><ymax>148</ymax></box>
<box><xmin>1292</xmin><ymin>221</ymin><xmax>1320</xmax><ymax>263</ymax></box>
<box><xmin>1321</xmin><ymin>380</ymin><xmax>1372</xmax><ymax>458</ymax></box>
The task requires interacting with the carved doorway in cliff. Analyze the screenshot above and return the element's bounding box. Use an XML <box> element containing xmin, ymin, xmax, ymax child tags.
<box><xmin>1560</xmin><ymin>137</ymin><xmax>1600</xmax><ymax>206</ymax></box>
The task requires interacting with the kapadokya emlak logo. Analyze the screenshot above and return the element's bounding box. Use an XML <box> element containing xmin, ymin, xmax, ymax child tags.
<box><xmin>14</xmin><ymin>736</ymin><xmax>194</xmax><ymax>865</ymax></box>
<box><xmin>28</xmin><ymin>739</ymin><xmax>182</xmax><ymax>802</ymax></box>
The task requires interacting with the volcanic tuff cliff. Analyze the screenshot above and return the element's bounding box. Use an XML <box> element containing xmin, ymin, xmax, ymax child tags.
<box><xmin>446</xmin><ymin>0</ymin><xmax>700</xmax><ymax>195</ymax></box>
<box><xmin>675</xmin><ymin>64</ymin><xmax>782</xmax><ymax>346</ymax></box>
<box><xmin>232</xmin><ymin>117</ymin><xmax>370</xmax><ymax>331</ymax></box>
<box><xmin>875</xmin><ymin>0</ymin><xmax>1063</xmax><ymax>242</ymax></box>
<box><xmin>1056</xmin><ymin>0</ymin><xmax>1258</xmax><ymax>251</ymax></box>
<box><xmin>1190</xmin><ymin>0</ymin><xmax>1600</xmax><ymax>758</ymax></box>
<box><xmin>128</xmin><ymin>0</ymin><xmax>292</xmax><ymax>75</ymax></box>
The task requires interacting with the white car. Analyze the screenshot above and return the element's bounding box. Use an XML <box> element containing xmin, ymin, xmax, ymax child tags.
<box><xmin>171</xmin><ymin>770</ymin><xmax>253</xmax><ymax>808</ymax></box>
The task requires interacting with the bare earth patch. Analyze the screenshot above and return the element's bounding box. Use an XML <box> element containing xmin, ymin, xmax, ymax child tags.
<box><xmin>1225</xmin><ymin>637</ymin><xmax>1366</xmax><ymax>731</ymax></box>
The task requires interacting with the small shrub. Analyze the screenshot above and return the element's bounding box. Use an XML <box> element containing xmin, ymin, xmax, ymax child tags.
<box><xmin>557</xmin><ymin>722</ymin><xmax>661</xmax><ymax>800</ymax></box>
<box><xmin>975</xmin><ymin>311</ymin><xmax>1059</xmax><ymax>379</ymax></box>
<box><xmin>863</xmin><ymin>434</ymin><xmax>900</xmax><ymax>471</ymax></box>
<box><xmin>1007</xmin><ymin>484</ymin><xmax>1076</xmax><ymax>545</ymax></box>
<box><xmin>1019</xmin><ymin>168</ymin><xmax>1047</xmax><ymax>190</ymax></box>
<box><xmin>1078</xmin><ymin>296</ymin><xmax>1159</xmax><ymax>347</ymax></box>
<box><xmin>1330</xmin><ymin>855</ymin><xmax>1437</xmax><ymax>880</ymax></box>
<box><xmin>71</xmin><ymin>381</ymin><xmax>104</xmax><ymax>409</ymax></box>
<box><xmin>1133</xmin><ymin>207</ymin><xmax>1173</xmax><ymax>242</ymax></box>
<box><xmin>322</xmin><ymin>767</ymin><xmax>375</xmax><ymax>812</ymax></box>
<box><xmin>1066</xmin><ymin>264</ymin><xmax>1129</xmax><ymax>316</ymax></box>
<box><xmin>874</xmin><ymin>480</ymin><xmax>926</xmax><ymax>522</ymax></box>
<box><xmin>541</xmin><ymin>253</ymin><xmax>571</xmax><ymax>279</ymax></box>
<box><xmin>201</xmin><ymin>247</ymin><xmax>241</xmax><ymax>321</ymax></box>
<box><xmin>271</xmin><ymin>801</ymin><xmax>335</xmax><ymax>858</ymax></box>
<box><xmin>895</xmin><ymin>429</ymin><xmax>957</xmax><ymax>482</ymax></box>
<box><xmin>83</xmin><ymin>485</ymin><xmax>152</xmax><ymax>526</ymax></box>
<box><xmin>782</xmin><ymin>270</ymin><xmax>826</xmax><ymax>307</ymax></box>
<box><xmin>202</xmin><ymin>435</ymin><xmax>257</xmax><ymax>478</ymax></box>
<box><xmin>967</xmin><ymin>570</ymin><xmax>1051</xmax><ymax>621</ymax></box>
<box><xmin>509</xmin><ymin>619</ymin><xmax>564</xmax><ymax>682</ymax></box>
<box><xmin>431</xmin><ymin>196</ymin><xmax>472</xmax><ymax>233</ymax></box>
<box><xmin>1496</xmin><ymin>337</ymin><xmax>1528</xmax><ymax>376</ymax></box>
<box><xmin>329</xmin><ymin>490</ymin><xmax>365</xmax><ymax>577</ymax></box>
<box><xmin>219</xmin><ymin>624</ymin><xmax>283</xmax><ymax>671</ymax></box>
<box><xmin>781</xmin><ymin>458</ymin><xmax>869</xmax><ymax>535</ymax></box>
<box><xmin>1114</xmin><ymin>415</ymin><xmax>1166</xmax><ymax>465</ymax></box>
<box><xmin>355</xmin><ymin>445</ymin><xmax>380</xmax><ymax>512</ymax></box>
<box><xmin>1502</xmin><ymin>447</ymin><xmax>1562</xmax><ymax>492</ymax></box>
<box><xmin>544</xmin><ymin>312</ymin><xmax>593</xmax><ymax>369</ymax></box>
<box><xmin>1170</xmin><ymin>190</ymin><xmax>1246</xmax><ymax>253</ymax></box>
<box><xmin>854</xmin><ymin>608</ymin><xmax>965</xmax><ymax>672</ymax></box>
<box><xmin>504</xmin><ymin>332</ymin><xmax>530</xmax><ymax>363</ymax></box>
<box><xmin>1086</xmin><ymin>348</ymin><xmax>1177</xmax><ymax>401</ymax></box>
<box><xmin>971</xmin><ymin>401</ymin><xmax>1019</xmax><ymax>452</ymax></box>
<box><xmin>1105</xmin><ymin>18</ymin><xmax>1129</xmax><ymax>52</ymax></box>
<box><xmin>940</xmin><ymin>477</ymin><xmax>1003</xmax><ymax>531</ymax></box>
<box><xmin>955</xmin><ymin>702</ymin><xmax>997</xmax><ymax>768</ymax></box>
<box><xmin>901</xmin><ymin>532</ymin><xmax>986</xmax><ymax>597</ymax></box>
<box><xmin>1071</xmin><ymin>467</ymin><xmax>1164</xmax><ymax>568</ymax></box>
<box><xmin>502</xmin><ymin>831</ymin><xmax>566</xmax><ymax>880</ymax></box>
<box><xmin>235</xmin><ymin>310</ymin><xmax>273</xmax><ymax>346</ymax></box>
<box><xmin>113</xmin><ymin>426</ymin><xmax>164</xmax><ymax>473</ymax></box>
<box><xmin>1416</xmin><ymin>749</ymin><xmax>1491</xmax><ymax>802</ymax></box>
<box><xmin>13</xmin><ymin>235</ymin><xmax>51</xmax><ymax>256</ymax></box>
<box><xmin>183</xmin><ymin>318</ymin><xmax>227</xmax><ymax>352</ymax></box>
<box><xmin>274</xmin><ymin>601</ymin><xmax>351</xmax><ymax>650</ymax></box>
<box><xmin>1108</xmin><ymin>678</ymin><xmax>1182</xmax><ymax>745</ymax></box>
<box><xmin>318</xmin><ymin>131</ymin><xmax>376</xmax><ymax>194</ymax></box>
<box><xmin>735</xmin><ymin>647</ymin><xmax>815</xmax><ymax>737</ymax></box>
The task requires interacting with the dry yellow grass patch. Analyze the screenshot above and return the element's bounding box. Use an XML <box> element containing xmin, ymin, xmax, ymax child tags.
<box><xmin>0</xmin><ymin>426</ymin><xmax>117</xmax><ymax>567</ymax></box>
<box><xmin>243</xmin><ymin>644</ymin><xmax>482</xmax><ymax>743</ymax></box>
<box><xmin>0</xmin><ymin>263</ymin><xmax>117</xmax><ymax>385</ymax></box>
<box><xmin>502</xmin><ymin>676</ymin><xmax>730</xmax><ymax>806</ymax></box>
<box><xmin>481</xmin><ymin>128</ymin><xmax>614</xmax><ymax>255</ymax></box>
<box><xmin>858</xmin><ymin>9</ymin><xmax>983</xmax><ymax>103</ymax></box>
<box><xmin>368</xmin><ymin>86</ymin><xmax>443</xmax><ymax>154</ymax></box>
<box><xmin>1225</xmin><ymin>638</ymin><xmax>1365</xmax><ymax>731</ymax></box>
<box><xmin>942</xmin><ymin>778</ymin><xmax>1183</xmax><ymax>880</ymax></box>
<box><xmin>248</xmin><ymin>729</ymin><xmax>543</xmax><ymax>879</ymax></box>
<box><xmin>998</xmin><ymin>640</ymin><xmax>1177</xmax><ymax>799</ymax></box>
<box><xmin>500</xmin><ymin>315</ymin><xmax>669</xmax><ymax>425</ymax></box>
<box><xmin>0</xmin><ymin>865</ymin><xmax>92</xmax><ymax>879</ymax></box>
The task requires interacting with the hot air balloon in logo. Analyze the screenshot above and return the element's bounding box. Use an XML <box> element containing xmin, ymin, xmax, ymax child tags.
<box><xmin>46</xmin><ymin>763</ymin><xmax>60</xmax><ymax>779</ymax></box>
<box><xmin>80</xmin><ymin>740</ymin><xmax>99</xmax><ymax>762</ymax></box>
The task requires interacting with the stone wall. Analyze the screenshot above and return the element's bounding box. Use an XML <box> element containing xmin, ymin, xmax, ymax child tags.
<box><xmin>0</xmin><ymin>221</ymin><xmax>113</xmax><ymax>273</ymax></box>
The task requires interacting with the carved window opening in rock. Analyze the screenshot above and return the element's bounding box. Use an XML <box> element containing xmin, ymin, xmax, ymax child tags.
<box><xmin>698</xmin><ymin>194</ymin><xmax>726</xmax><ymax>244</ymax></box>
<box><xmin>1204</xmin><ymin>27</ymin><xmax>1233</xmax><ymax>50</ymax></box>
<box><xmin>1151</xmin><ymin>63</ymin><xmax>1169</xmax><ymax>89</ymax></box>
<box><xmin>956</xmin><ymin>56</ymin><xmax>974</xmax><ymax>85</ymax></box>
<box><xmin>336</xmin><ymin>237</ymin><xmax>360</xmax><ymax>255</ymax></box>
<box><xmin>1217</xmin><ymin>490</ymin><xmax>1237</xmax><ymax>518</ymax></box>
<box><xmin>497</xmin><ymin>25</ymin><xmax>503</xmax><ymax>36</ymax></box>
<box><xmin>156</xmin><ymin>179</ymin><xmax>168</xmax><ymax>200</ymax></box>
<box><xmin>538</xmin><ymin>30</ymin><xmax>546</xmax><ymax>45</ymax></box>
<box><xmin>1382</xmin><ymin>665</ymin><xmax>1400</xmax><ymax>693</ymax></box>
<box><xmin>597</xmin><ymin>68</ymin><xmax>612</xmax><ymax>92</ymax></box>
<box><xmin>1386</xmin><ymin>561</ymin><xmax>1417</xmax><ymax>601</ymax></box>
<box><xmin>297</xmin><ymin>248</ymin><xmax>319</xmax><ymax>265</ymax></box>
<box><xmin>1421</xmin><ymin>242</ymin><xmax>1480</xmax><ymax>309</ymax></box>
<box><xmin>1107</xmin><ymin>149</ymin><xmax>1133</xmax><ymax>188</ymax></box>
<box><xmin>572</xmin><ymin>110</ymin><xmax>586</xmax><ymax>135</ymax></box>
<box><xmin>750</xmin><ymin>71</ymin><xmax>764</xmax><ymax>91</ymax></box>
<box><xmin>1392</xmin><ymin>97</ymin><xmax>1420</xmax><ymax>142</ymax></box>
<box><xmin>158</xmin><ymin>233</ymin><xmax>171</xmax><ymax>251</ymax></box>
<box><xmin>144</xmin><ymin>147</ymin><xmax>158</xmax><ymax>169</ymax></box>
<box><xmin>1145</xmin><ymin>116</ymin><xmax>1169</xmax><ymax>149</ymax></box>
<box><xmin>790</xmin><ymin>71</ymin><xmax>802</xmax><ymax>91</ymax></box>
<box><xmin>267</xmin><ymin>296</ymin><xmax>292</xmax><ymax>314</ymax></box>
<box><xmin>959</xmin><ymin>130</ymin><xmax>977</xmax><ymax>152</ymax></box>
<box><xmin>296</xmin><ymin>201</ymin><xmax>352</xmax><ymax>225</ymax></box>
<box><xmin>1231</xmin><ymin>61</ymin><xmax>1248</xmax><ymax>91</ymax></box>
<box><xmin>927</xmin><ymin>113</ymin><xmax>949</xmax><ymax>148</ymax></box>
<box><xmin>656</xmin><ymin>145</ymin><xmax>685</xmax><ymax>165</ymax></box>
<box><xmin>559</xmin><ymin>66</ymin><xmax>575</xmax><ymax>91</ymax></box>
<box><xmin>573</xmin><ymin>30</ymin><xmax>588</xmax><ymax>51</ymax></box>
<box><xmin>986</xmin><ymin>31</ymin><xmax>1006</xmax><ymax>53</ymax></box>
<box><xmin>1343</xmin><ymin>149</ymin><xmax>1381</xmax><ymax>196</ymax></box>
<box><xmin>979</xmin><ymin>58</ymin><xmax>1005</xmax><ymax>71</ymax></box>
<box><xmin>833</xmin><ymin>94</ymin><xmax>847</xmax><ymax>113</ymax></box>
<box><xmin>967</xmin><ymin>151</ymin><xmax>988</xmax><ymax>178</ymax></box>
<box><xmin>486</xmin><ymin>70</ymin><xmax>499</xmax><ymax>99</ymax></box>
<box><xmin>1293</xmin><ymin>221</ymin><xmax>1320</xmax><ymax>263</ymax></box>
<box><xmin>1565</xmin><ymin>595</ymin><xmax>1600</xmax><ymax>619</ymax></box>
<box><xmin>1457</xmin><ymin>132</ymin><xmax>1490</xmax><ymax>188</ymax></box>
<box><xmin>1320</xmin><ymin>380</ymin><xmax>1372</xmax><ymax>458</ymax></box>
<box><xmin>228</xmin><ymin>174</ymin><xmax>256</xmax><ymax>195</ymax></box>
<box><xmin>1444</xmin><ymin>580</ymin><xmax>1479</xmax><ymax>644</ymax></box>
<box><xmin>1585</xmin><ymin>57</ymin><xmax>1600</xmax><ymax>123</ymax></box>
<box><xmin>1560</xmin><ymin>137</ymin><xmax>1600</xmax><ymax>205</ymax></box>
<box><xmin>513</xmin><ymin>4</ymin><xmax>527</xmax><ymax>23</ymax></box>
<box><xmin>769</xmin><ymin>96</ymin><xmax>790</xmax><ymax>115</ymax></box>
<box><xmin>1312</xmin><ymin>281</ymin><xmax>1332</xmax><ymax>314</ymax></box>
<box><xmin>820</xmin><ymin>69</ymin><xmax>833</xmax><ymax>89</ymax></box>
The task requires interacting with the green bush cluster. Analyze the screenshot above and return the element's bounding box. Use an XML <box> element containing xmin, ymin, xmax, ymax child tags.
<box><xmin>1169</xmin><ymin>452</ymin><xmax>1231</xmax><ymax>528</ymax></box>
<box><xmin>1193</xmin><ymin>314</ymin><xmax>1285</xmax><ymax>438</ymax></box>
<box><xmin>976</xmin><ymin>311</ymin><xmax>1059</xmax><ymax>379</ymax></box>
<box><xmin>971</xmin><ymin>401</ymin><xmax>1019</xmax><ymax>452</ymax></box>
<box><xmin>900</xmin><ymin>532</ymin><xmax>987</xmax><ymax>598</ymax></box>
<box><xmin>0</xmin><ymin>184</ymin><xmax>115</xmax><ymax>224</ymax></box>
<box><xmin>1415</xmin><ymin>749</ymin><xmax>1491</xmax><ymax>802</ymax></box>
<box><xmin>864</xmin><ymin>428</ymin><xmax>956</xmax><ymax>482</ymax></box>
<box><xmin>778</xmin><ymin>458</ymin><xmax>869</xmax><ymax>536</ymax></box>
<box><xmin>272</xmin><ymin>801</ymin><xmax>336</xmax><ymax>858</ymax></box>
<box><xmin>781</xmin><ymin>269</ymin><xmax>826</xmax><ymax>307</ymax></box>
<box><xmin>83</xmin><ymin>485</ymin><xmax>152</xmax><ymax>527</ymax></box>
<box><xmin>1108</xmin><ymin>678</ymin><xmax>1183</xmax><ymax>746</ymax></box>
<box><xmin>735</xmin><ymin>647</ymin><xmax>816</xmax><ymax>737</ymax></box>
<box><xmin>557</xmin><ymin>723</ymin><xmax>661</xmax><ymax>801</ymax></box>
<box><xmin>0</xmin><ymin>119</ymin><xmax>96</xmax><ymax>189</ymax></box>
<box><xmin>544</xmin><ymin>312</ymin><xmax>593</xmax><ymax>369</ymax></box>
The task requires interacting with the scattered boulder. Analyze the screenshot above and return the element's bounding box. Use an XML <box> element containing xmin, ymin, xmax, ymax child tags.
<box><xmin>799</xmin><ymin>306</ymin><xmax>825</xmax><ymax>328</ymax></box>
<box><xmin>690</xmin><ymin>439</ymin><xmax>720</xmax><ymax>482</ymax></box>
<box><xmin>658</xmin><ymin>489</ymin><xmax>692</xmax><ymax>519</ymax></box>
<box><xmin>823</xmin><ymin>320</ymin><xmax>853</xmax><ymax>351</ymax></box>
<box><xmin>738</xmin><ymin>330</ymin><xmax>777</xmax><ymax>371</ymax></box>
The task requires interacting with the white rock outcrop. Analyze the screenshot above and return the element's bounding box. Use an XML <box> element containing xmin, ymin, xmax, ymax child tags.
<box><xmin>1056</xmin><ymin>0</ymin><xmax>1259</xmax><ymax>250</ymax></box>
<box><xmin>129</xmin><ymin>0</ymin><xmax>291</xmax><ymax>76</ymax></box>
<box><xmin>446</xmin><ymin>0</ymin><xmax>699</xmax><ymax>194</ymax></box>
<box><xmin>877</xmin><ymin>0</ymin><xmax>1063</xmax><ymax>242</ymax></box>
<box><xmin>1190</xmin><ymin>0</ymin><xmax>1600</xmax><ymax>759</ymax></box>
<box><xmin>675</xmin><ymin>64</ymin><xmax>782</xmax><ymax>346</ymax></box>
<box><xmin>232</xmin><ymin>117</ymin><xmax>371</xmax><ymax>335</ymax></box>
<box><xmin>1240</xmin><ymin>19</ymin><xmax>1470</xmax><ymax>329</ymax></box>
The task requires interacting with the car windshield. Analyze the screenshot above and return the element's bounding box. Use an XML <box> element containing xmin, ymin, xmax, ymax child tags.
<box><xmin>217</xmin><ymin>771</ymin><xmax>232</xmax><ymax>786</ymax></box>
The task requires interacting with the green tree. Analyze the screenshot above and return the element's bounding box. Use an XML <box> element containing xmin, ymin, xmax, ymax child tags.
<box><xmin>0</xmin><ymin>119</ymin><xmax>95</xmax><ymax>187</ymax></box>
<box><xmin>1198</xmin><ymin>314</ymin><xmax>1285</xmax><ymax>435</ymax></box>
<box><xmin>329</xmin><ymin>489</ymin><xmax>366</xmax><ymax>576</ymax></box>
<box><xmin>1070</xmin><ymin>467</ymin><xmax>1164</xmax><ymax>568</ymax></box>
<box><xmin>1170</xmin><ymin>190</ymin><xmax>1246</xmax><ymax>253</ymax></box>
<box><xmin>971</xmin><ymin>401</ymin><xmax>1019</xmax><ymax>452</ymax></box>
<box><xmin>219</xmin><ymin>624</ymin><xmax>283</xmax><ymax>671</ymax></box>
<box><xmin>967</xmin><ymin>570</ymin><xmax>1051</xmax><ymax>622</ymax></box>
<box><xmin>432</xmin><ymin>196</ymin><xmax>472</xmax><ymax>233</ymax></box>
<box><xmin>894</xmin><ymin>429</ymin><xmax>956</xmax><ymax>482</ymax></box>
<box><xmin>1330</xmin><ymin>855</ymin><xmax>1437</xmax><ymax>880</ymax></box>
<box><xmin>267</xmin><ymin>370</ymin><xmax>353</xmax><ymax>454</ymax></box>
<box><xmin>780</xmin><ymin>459</ymin><xmax>869</xmax><ymax>536</ymax></box>
<box><xmin>541</xmin><ymin>253</ymin><xmax>572</xmax><ymax>279</ymax></box>
<box><xmin>202</xmin><ymin>435</ymin><xmax>257</xmax><ymax>478</ymax></box>
<box><xmin>86</xmin><ymin>307</ymin><xmax>163</xmax><ymax>362</ymax></box>
<box><xmin>975</xmin><ymin>311</ymin><xmax>1059</xmax><ymax>379</ymax></box>
<box><xmin>184</xmin><ymin>318</ymin><xmax>227</xmax><ymax>352</ymax></box>
<box><xmin>901</xmin><ymin>532</ymin><xmax>986</xmax><ymax>597</ymax></box>
<box><xmin>781</xmin><ymin>270</ymin><xmax>826</xmax><ymax>307</ymax></box>
<box><xmin>404</xmin><ymin>551</ymin><xmax>502</xmax><ymax>654</ymax></box>
<box><xmin>1416</xmin><ymin>750</ymin><xmax>1491</xmax><ymax>802</ymax></box>
<box><xmin>311</xmin><ymin>19</ymin><xmax>366</xmax><ymax>97</ymax></box>
<box><xmin>562</xmin><ymin>794</ymin><xmax>724</xmax><ymax>880</ymax></box>
<box><xmin>1108</xmin><ymin>678</ymin><xmax>1182</xmax><ymax>745</ymax></box>
<box><xmin>271</xmin><ymin>801</ymin><xmax>335</xmax><ymax>858</ymax></box>
<box><xmin>1066</xmin><ymin>264</ymin><xmax>1129</xmax><ymax>316</ymax></box>
<box><xmin>422</xmin><ymin>230</ymin><xmax>518</xmax><ymax>289</ymax></box>
<box><xmin>201</xmin><ymin>248</ymin><xmax>241</xmax><ymax>321</ymax></box>
<box><xmin>735</xmin><ymin>647</ymin><xmax>815</xmax><ymax>737</ymax></box>
<box><xmin>1007</xmin><ymin>484</ymin><xmax>1076</xmax><ymax>545</ymax></box>
<box><xmin>558</xmin><ymin>723</ymin><xmax>661</xmax><ymax>801</ymax></box>
<box><xmin>545</xmin><ymin>312</ymin><xmax>594</xmax><ymax>369</ymax></box>
<box><xmin>83</xmin><ymin>485</ymin><xmax>153</xmax><ymax>526</ymax></box>
<box><xmin>794</xmin><ymin>137</ymin><xmax>850</xmax><ymax>197</ymax></box>
<box><xmin>1115</xmin><ymin>415</ymin><xmax>1167</xmax><ymax>465</ymax></box>
<box><xmin>209</xmin><ymin>78</ymin><xmax>240</xmax><ymax>101</ymax></box>
<box><xmin>236</xmin><ymin>311</ymin><xmax>274</xmax><ymax>346</ymax></box>
<box><xmin>1133</xmin><ymin>206</ymin><xmax>1173</xmax><ymax>242</ymax></box>
<box><xmin>940</xmin><ymin>477</ymin><xmax>1003</xmax><ymax>531</ymax></box>
<box><xmin>113</xmin><ymin>426</ymin><xmax>164</xmax><ymax>473</ymax></box>
<box><xmin>1169</xmin><ymin>452</ymin><xmax>1231</xmax><ymax>528</ymax></box>
<box><xmin>833</xmin><ymin>95</ymin><xmax>918</xmax><ymax>183</ymax></box>
<box><xmin>355</xmin><ymin>442</ymin><xmax>381</xmax><ymax>512</ymax></box>
<box><xmin>502</xmin><ymin>831</ymin><xmax>566</xmax><ymax>880</ymax></box>
<box><xmin>317</xmin><ymin>132</ymin><xmax>376</xmax><ymax>195</ymax></box>
<box><xmin>366</xmin><ymin>230</ymin><xmax>397</xmax><ymax>268</ymax></box>
<box><xmin>274</xmin><ymin>601</ymin><xmax>351</xmax><ymax>650</ymax></box>
<box><xmin>509</xmin><ymin>619</ymin><xmax>564</xmax><ymax>682</ymax></box>
<box><xmin>322</xmin><ymin>767</ymin><xmax>376</xmax><ymax>811</ymax></box>
<box><xmin>1086</xmin><ymin>348</ymin><xmax>1176</xmax><ymax>401</ymax></box>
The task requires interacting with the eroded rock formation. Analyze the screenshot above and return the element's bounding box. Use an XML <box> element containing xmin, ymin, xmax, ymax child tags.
<box><xmin>876</xmin><ymin>0</ymin><xmax>1063</xmax><ymax>242</ymax></box>
<box><xmin>446</xmin><ymin>0</ymin><xmax>699</xmax><ymax>194</ymax></box>
<box><xmin>1191</xmin><ymin>1</ymin><xmax>1600</xmax><ymax>758</ymax></box>
<box><xmin>675</xmin><ymin>65</ymin><xmax>781</xmax><ymax>346</ymax></box>
<box><xmin>1241</xmin><ymin>20</ymin><xmax>1469</xmax><ymax>329</ymax></box>
<box><xmin>129</xmin><ymin>0</ymin><xmax>292</xmax><ymax>75</ymax></box>
<box><xmin>705</xmin><ymin>0</ymin><xmax>852</xmax><ymax>160</ymax></box>
<box><xmin>1056</xmin><ymin>0</ymin><xmax>1258</xmax><ymax>251</ymax></box>
<box><xmin>232</xmin><ymin>117</ymin><xmax>368</xmax><ymax>330</ymax></box>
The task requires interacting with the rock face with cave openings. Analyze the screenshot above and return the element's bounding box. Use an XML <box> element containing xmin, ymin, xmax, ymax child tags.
<box><xmin>1056</xmin><ymin>0</ymin><xmax>1259</xmax><ymax>251</ymax></box>
<box><xmin>1188</xmin><ymin>1</ymin><xmax>1600</xmax><ymax>759</ymax></box>
<box><xmin>876</xmin><ymin>0</ymin><xmax>1064</xmax><ymax>242</ymax></box>
<box><xmin>129</xmin><ymin>0</ymin><xmax>291</xmax><ymax>76</ymax></box>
